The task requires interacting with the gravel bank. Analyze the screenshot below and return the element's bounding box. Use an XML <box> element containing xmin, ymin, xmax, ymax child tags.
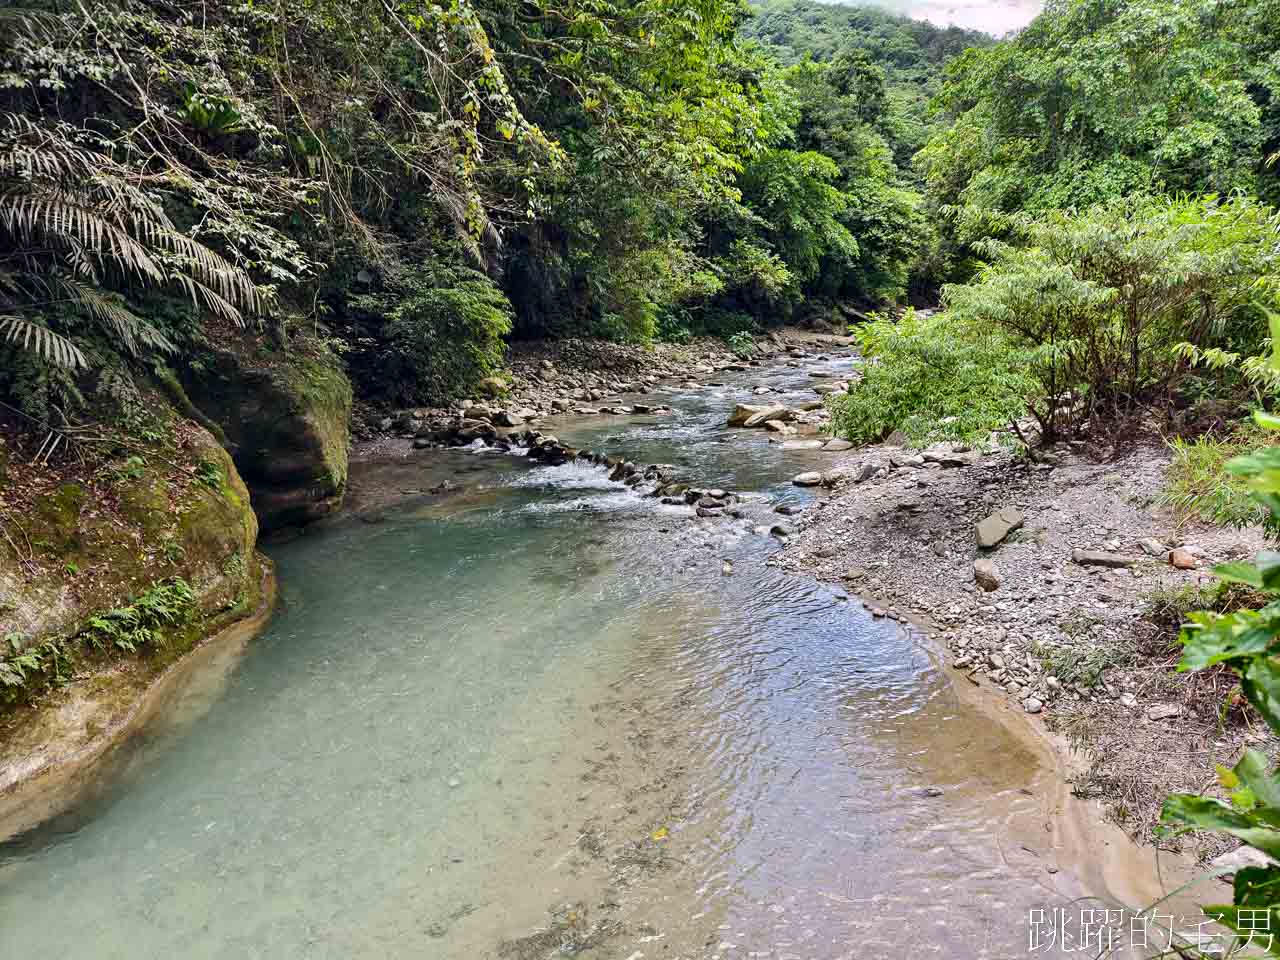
<box><xmin>774</xmin><ymin>438</ymin><xmax>1274</xmax><ymax>859</ymax></box>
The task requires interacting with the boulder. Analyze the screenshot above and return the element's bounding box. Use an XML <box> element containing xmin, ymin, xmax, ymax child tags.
<box><xmin>792</xmin><ymin>472</ymin><xmax>824</xmax><ymax>487</ymax></box>
<box><xmin>476</xmin><ymin>376</ymin><xmax>507</xmax><ymax>398</ymax></box>
<box><xmin>973</xmin><ymin>558</ymin><xmax>1001</xmax><ymax>592</ymax></box>
<box><xmin>1071</xmin><ymin>549</ymin><xmax>1139</xmax><ymax>568</ymax></box>
<box><xmin>728</xmin><ymin>404</ymin><xmax>767</xmax><ymax>427</ymax></box>
<box><xmin>822</xmin><ymin>438</ymin><xmax>854</xmax><ymax>452</ymax></box>
<box><xmin>179</xmin><ymin>334</ymin><xmax>352</xmax><ymax>532</ymax></box>
<box><xmin>976</xmin><ymin>508</ymin><xmax>1024</xmax><ymax>549</ymax></box>
<box><xmin>743</xmin><ymin>406</ymin><xmax>794</xmax><ymax>428</ymax></box>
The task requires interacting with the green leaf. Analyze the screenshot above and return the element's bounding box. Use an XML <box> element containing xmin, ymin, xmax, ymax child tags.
<box><xmin>1236</xmin><ymin>865</ymin><xmax>1280</xmax><ymax>907</ymax></box>
<box><xmin>1235</xmin><ymin>750</ymin><xmax>1280</xmax><ymax>810</ymax></box>
<box><xmin>1161</xmin><ymin>794</ymin><xmax>1280</xmax><ymax>861</ymax></box>
<box><xmin>1214</xmin><ymin>562</ymin><xmax>1267</xmax><ymax>589</ymax></box>
<box><xmin>1244</xmin><ymin>658</ymin><xmax>1280</xmax><ymax>733</ymax></box>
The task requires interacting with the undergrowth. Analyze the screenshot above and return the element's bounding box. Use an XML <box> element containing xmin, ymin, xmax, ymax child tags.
<box><xmin>1162</xmin><ymin>422</ymin><xmax>1280</xmax><ymax>534</ymax></box>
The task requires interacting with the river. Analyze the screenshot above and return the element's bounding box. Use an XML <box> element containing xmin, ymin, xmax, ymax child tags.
<box><xmin>0</xmin><ymin>347</ymin><xmax>1159</xmax><ymax>957</ymax></box>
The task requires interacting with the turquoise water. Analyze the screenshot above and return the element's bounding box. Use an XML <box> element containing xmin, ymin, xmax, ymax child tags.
<box><xmin>1</xmin><ymin>354</ymin><xmax>1107</xmax><ymax>958</ymax></box>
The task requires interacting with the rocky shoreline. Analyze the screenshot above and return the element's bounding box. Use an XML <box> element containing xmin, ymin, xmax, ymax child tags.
<box><xmin>0</xmin><ymin>556</ymin><xmax>277</xmax><ymax>841</ymax></box>
<box><xmin>773</xmin><ymin>436</ymin><xmax>1272</xmax><ymax>860</ymax></box>
<box><xmin>352</xmin><ymin>330</ymin><xmax>852</xmax><ymax>449</ymax></box>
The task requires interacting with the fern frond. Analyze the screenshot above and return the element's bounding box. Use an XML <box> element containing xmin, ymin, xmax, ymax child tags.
<box><xmin>0</xmin><ymin>193</ymin><xmax>167</xmax><ymax>286</ymax></box>
<box><xmin>51</xmin><ymin>279</ymin><xmax>176</xmax><ymax>355</ymax></box>
<box><xmin>0</xmin><ymin>315</ymin><xmax>86</xmax><ymax>368</ymax></box>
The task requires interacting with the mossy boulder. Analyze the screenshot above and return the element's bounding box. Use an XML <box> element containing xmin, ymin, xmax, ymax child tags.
<box><xmin>180</xmin><ymin>332</ymin><xmax>353</xmax><ymax>531</ymax></box>
<box><xmin>0</xmin><ymin>425</ymin><xmax>257</xmax><ymax>657</ymax></box>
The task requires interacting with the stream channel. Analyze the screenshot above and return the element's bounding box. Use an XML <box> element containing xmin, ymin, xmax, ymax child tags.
<box><xmin>0</xmin><ymin>348</ymin><xmax>1171</xmax><ymax>958</ymax></box>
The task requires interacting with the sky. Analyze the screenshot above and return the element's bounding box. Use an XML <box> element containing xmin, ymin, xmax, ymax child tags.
<box><xmin>861</xmin><ymin>0</ymin><xmax>1043</xmax><ymax>35</ymax></box>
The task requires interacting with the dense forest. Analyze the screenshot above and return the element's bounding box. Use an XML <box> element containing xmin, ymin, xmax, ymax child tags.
<box><xmin>1</xmin><ymin>0</ymin><xmax>954</xmax><ymax>421</ymax></box>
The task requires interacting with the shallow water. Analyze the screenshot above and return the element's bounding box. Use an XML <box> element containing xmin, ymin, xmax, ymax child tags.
<box><xmin>1</xmin><ymin>350</ymin><xmax>1130</xmax><ymax>958</ymax></box>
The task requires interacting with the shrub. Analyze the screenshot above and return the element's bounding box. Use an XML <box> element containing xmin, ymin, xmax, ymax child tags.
<box><xmin>945</xmin><ymin>196</ymin><xmax>1280</xmax><ymax>440</ymax></box>
<box><xmin>1156</xmin><ymin>404</ymin><xmax>1280</xmax><ymax>952</ymax></box>
<box><xmin>827</xmin><ymin>308</ymin><xmax>1034</xmax><ymax>446</ymax></box>
<box><xmin>832</xmin><ymin>196</ymin><xmax>1280</xmax><ymax>447</ymax></box>
<box><xmin>349</xmin><ymin>261</ymin><xmax>512</xmax><ymax>406</ymax></box>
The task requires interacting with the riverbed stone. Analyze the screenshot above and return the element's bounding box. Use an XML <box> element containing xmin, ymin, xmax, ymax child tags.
<box><xmin>793</xmin><ymin>472</ymin><xmax>823</xmax><ymax>487</ymax></box>
<box><xmin>1139</xmin><ymin>537</ymin><xmax>1167</xmax><ymax>557</ymax></box>
<box><xmin>976</xmin><ymin>508</ymin><xmax>1024</xmax><ymax>549</ymax></box>
<box><xmin>1169</xmin><ymin>548</ymin><xmax>1198</xmax><ymax>569</ymax></box>
<box><xmin>744</xmin><ymin>406</ymin><xmax>794</xmax><ymax>428</ymax></box>
<box><xmin>728</xmin><ymin>404</ymin><xmax>766</xmax><ymax>427</ymax></box>
<box><xmin>973</xmin><ymin>558</ymin><xmax>1001</xmax><ymax>592</ymax></box>
<box><xmin>1071</xmin><ymin>549</ymin><xmax>1139</xmax><ymax>568</ymax></box>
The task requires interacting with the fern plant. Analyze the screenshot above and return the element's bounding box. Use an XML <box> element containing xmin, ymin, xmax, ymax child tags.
<box><xmin>0</xmin><ymin>110</ymin><xmax>267</xmax><ymax>369</ymax></box>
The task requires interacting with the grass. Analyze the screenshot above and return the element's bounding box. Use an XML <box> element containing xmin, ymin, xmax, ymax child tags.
<box><xmin>1161</xmin><ymin>421</ymin><xmax>1278</xmax><ymax>533</ymax></box>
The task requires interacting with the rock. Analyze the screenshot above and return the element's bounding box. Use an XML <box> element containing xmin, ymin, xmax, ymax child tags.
<box><xmin>884</xmin><ymin>430</ymin><xmax>908</xmax><ymax>447</ymax></box>
<box><xmin>0</xmin><ymin>424</ymin><xmax>257</xmax><ymax>667</ymax></box>
<box><xmin>770</xmin><ymin>524</ymin><xmax>791</xmax><ymax>540</ymax></box>
<box><xmin>493</xmin><ymin>410</ymin><xmax>523</xmax><ymax>427</ymax></box>
<box><xmin>822</xmin><ymin>438</ymin><xmax>853</xmax><ymax>452</ymax></box>
<box><xmin>1147</xmin><ymin>702</ymin><xmax>1182</xmax><ymax>721</ymax></box>
<box><xmin>924</xmin><ymin>450</ymin><xmax>975</xmax><ymax>468</ymax></box>
<box><xmin>1210</xmin><ymin>845</ymin><xmax>1276</xmax><ymax>878</ymax></box>
<box><xmin>973</xmin><ymin>558</ymin><xmax>1001</xmax><ymax>592</ymax></box>
<box><xmin>1139</xmin><ymin>537</ymin><xmax>1167</xmax><ymax>557</ymax></box>
<box><xmin>743</xmin><ymin>407</ymin><xmax>794</xmax><ymax>428</ymax></box>
<box><xmin>792</xmin><ymin>472</ymin><xmax>824</xmax><ymax>487</ymax></box>
<box><xmin>855</xmin><ymin>462</ymin><xmax>880</xmax><ymax>483</ymax></box>
<box><xmin>1071</xmin><ymin>549</ymin><xmax>1139</xmax><ymax>568</ymax></box>
<box><xmin>1022</xmin><ymin>697</ymin><xmax>1043</xmax><ymax>714</ymax></box>
<box><xmin>988</xmin><ymin>653</ymin><xmax>1006</xmax><ymax>670</ymax></box>
<box><xmin>728</xmin><ymin>404</ymin><xmax>766</xmax><ymax>427</ymax></box>
<box><xmin>1169</xmin><ymin>548</ymin><xmax>1198</xmax><ymax>570</ymax></box>
<box><xmin>976</xmin><ymin>507</ymin><xmax>1024</xmax><ymax>549</ymax></box>
<box><xmin>763</xmin><ymin>420</ymin><xmax>794</xmax><ymax>434</ymax></box>
<box><xmin>179</xmin><ymin>334</ymin><xmax>352</xmax><ymax>531</ymax></box>
<box><xmin>476</xmin><ymin>376</ymin><xmax>507</xmax><ymax>398</ymax></box>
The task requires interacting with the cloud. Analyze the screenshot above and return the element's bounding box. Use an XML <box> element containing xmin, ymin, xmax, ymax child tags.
<box><xmin>860</xmin><ymin>0</ymin><xmax>1042</xmax><ymax>35</ymax></box>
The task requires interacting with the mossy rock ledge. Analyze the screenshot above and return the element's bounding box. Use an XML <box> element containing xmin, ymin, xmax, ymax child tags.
<box><xmin>181</xmin><ymin>333</ymin><xmax>353</xmax><ymax>532</ymax></box>
<box><xmin>0</xmin><ymin>427</ymin><xmax>258</xmax><ymax>657</ymax></box>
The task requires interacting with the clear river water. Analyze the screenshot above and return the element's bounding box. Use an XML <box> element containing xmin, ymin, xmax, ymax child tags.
<box><xmin>0</xmin><ymin>349</ymin><xmax>1146</xmax><ymax>958</ymax></box>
